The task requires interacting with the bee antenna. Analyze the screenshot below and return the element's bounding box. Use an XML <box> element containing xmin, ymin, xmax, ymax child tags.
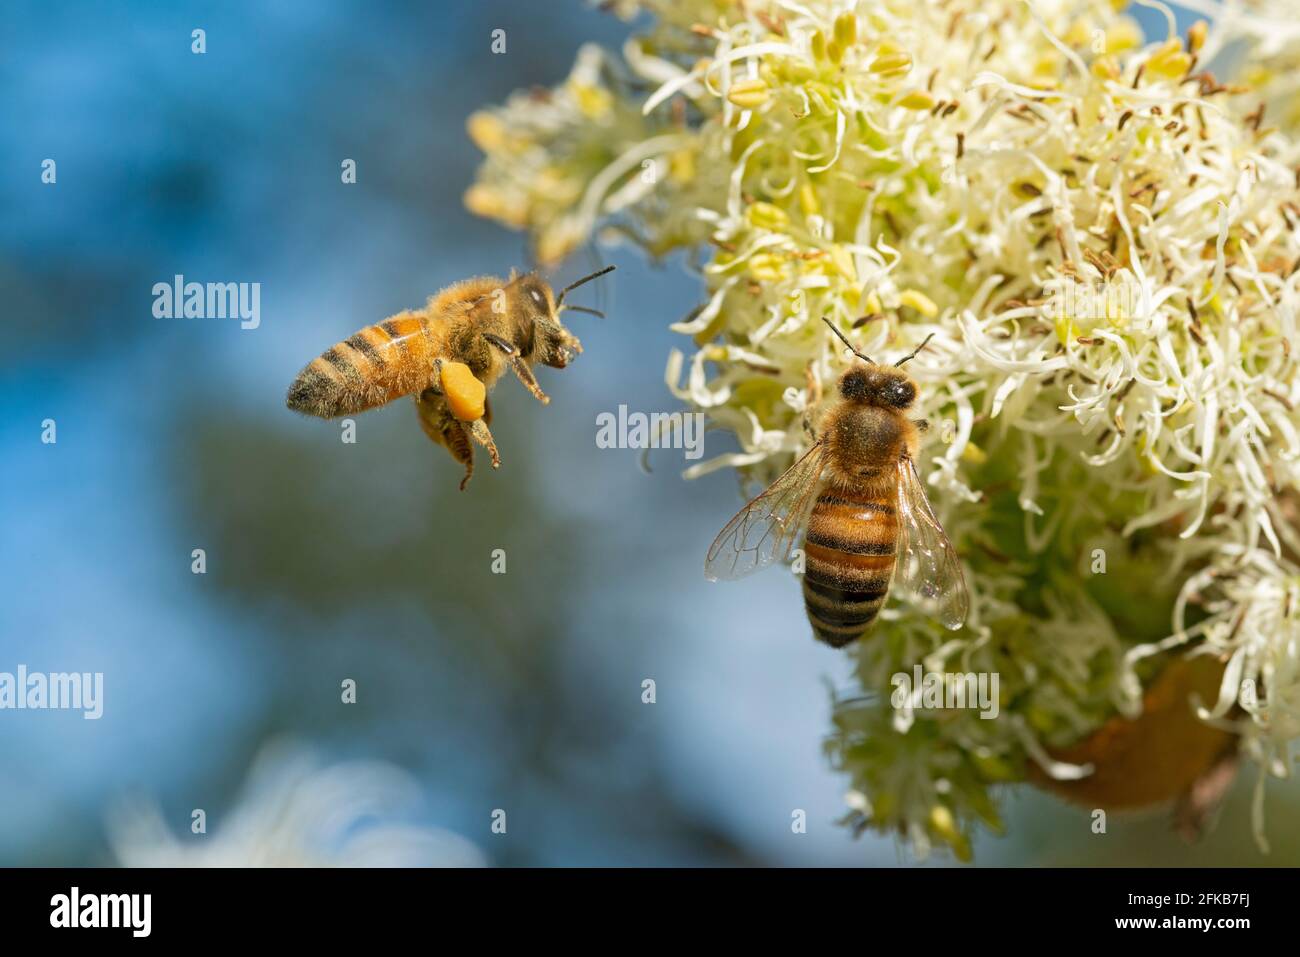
<box><xmin>562</xmin><ymin>304</ymin><xmax>605</xmax><ymax>319</ymax></box>
<box><xmin>821</xmin><ymin>317</ymin><xmax>874</xmax><ymax>364</ymax></box>
<box><xmin>556</xmin><ymin>265</ymin><xmax>616</xmax><ymax>306</ymax></box>
<box><xmin>894</xmin><ymin>333</ymin><xmax>936</xmax><ymax>367</ymax></box>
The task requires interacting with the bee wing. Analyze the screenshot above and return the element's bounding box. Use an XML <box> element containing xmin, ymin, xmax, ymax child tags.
<box><xmin>704</xmin><ymin>442</ymin><xmax>828</xmax><ymax>582</ymax></box>
<box><xmin>892</xmin><ymin>454</ymin><xmax>970</xmax><ymax>629</ymax></box>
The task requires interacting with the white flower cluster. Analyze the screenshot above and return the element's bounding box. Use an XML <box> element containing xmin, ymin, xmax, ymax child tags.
<box><xmin>467</xmin><ymin>0</ymin><xmax>1300</xmax><ymax>858</ymax></box>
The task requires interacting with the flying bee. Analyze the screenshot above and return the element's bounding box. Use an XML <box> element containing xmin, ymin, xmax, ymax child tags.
<box><xmin>705</xmin><ymin>317</ymin><xmax>969</xmax><ymax>646</ymax></box>
<box><xmin>286</xmin><ymin>265</ymin><xmax>614</xmax><ymax>489</ymax></box>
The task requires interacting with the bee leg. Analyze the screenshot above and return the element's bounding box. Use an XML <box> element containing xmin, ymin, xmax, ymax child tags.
<box><xmin>457</xmin><ymin>450</ymin><xmax>475</xmax><ymax>491</ymax></box>
<box><xmin>415</xmin><ymin>387</ymin><xmax>476</xmax><ymax>490</ymax></box>
<box><xmin>426</xmin><ymin>358</ymin><xmax>445</xmax><ymax>395</ymax></box>
<box><xmin>802</xmin><ymin>362</ymin><xmax>823</xmax><ymax>441</ymax></box>
<box><xmin>462</xmin><ymin>417</ymin><xmax>501</xmax><ymax>472</ymax></box>
<box><xmin>484</xmin><ymin>332</ymin><xmax>549</xmax><ymax>405</ymax></box>
<box><xmin>507</xmin><ymin>357</ymin><xmax>549</xmax><ymax>405</ymax></box>
<box><xmin>805</xmin><ymin>362</ymin><xmax>823</xmax><ymax>406</ymax></box>
<box><xmin>802</xmin><ymin>415</ymin><xmax>818</xmax><ymax>443</ymax></box>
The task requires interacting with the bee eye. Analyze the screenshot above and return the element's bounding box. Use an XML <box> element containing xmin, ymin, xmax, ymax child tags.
<box><xmin>889</xmin><ymin>381</ymin><xmax>916</xmax><ymax>408</ymax></box>
<box><xmin>529</xmin><ymin>288</ymin><xmax>545</xmax><ymax>308</ymax></box>
<box><xmin>840</xmin><ymin>370</ymin><xmax>870</xmax><ymax>400</ymax></box>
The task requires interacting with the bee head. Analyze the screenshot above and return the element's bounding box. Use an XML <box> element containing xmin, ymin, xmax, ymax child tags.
<box><xmin>838</xmin><ymin>366</ymin><xmax>917</xmax><ymax>409</ymax></box>
<box><xmin>821</xmin><ymin>317</ymin><xmax>932</xmax><ymax>410</ymax></box>
<box><xmin>510</xmin><ymin>266</ymin><xmax>615</xmax><ymax>369</ymax></box>
<box><xmin>503</xmin><ymin>274</ymin><xmax>579</xmax><ymax>369</ymax></box>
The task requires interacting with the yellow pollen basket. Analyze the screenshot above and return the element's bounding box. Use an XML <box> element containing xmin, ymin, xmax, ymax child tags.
<box><xmin>440</xmin><ymin>361</ymin><xmax>487</xmax><ymax>421</ymax></box>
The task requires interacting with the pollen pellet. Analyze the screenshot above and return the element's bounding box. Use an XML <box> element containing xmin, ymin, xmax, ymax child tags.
<box><xmin>441</xmin><ymin>361</ymin><xmax>487</xmax><ymax>421</ymax></box>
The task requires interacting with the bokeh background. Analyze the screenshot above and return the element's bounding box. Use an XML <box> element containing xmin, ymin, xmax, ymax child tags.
<box><xmin>3</xmin><ymin>0</ymin><xmax>1297</xmax><ymax>866</ymax></box>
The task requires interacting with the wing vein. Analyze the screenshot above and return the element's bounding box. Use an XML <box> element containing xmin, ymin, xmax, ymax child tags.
<box><xmin>704</xmin><ymin>443</ymin><xmax>829</xmax><ymax>582</ymax></box>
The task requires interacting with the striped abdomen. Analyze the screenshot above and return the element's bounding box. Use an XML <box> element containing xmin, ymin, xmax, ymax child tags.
<box><xmin>802</xmin><ymin>485</ymin><xmax>898</xmax><ymax>647</ymax></box>
<box><xmin>286</xmin><ymin>311</ymin><xmax>445</xmax><ymax>419</ymax></box>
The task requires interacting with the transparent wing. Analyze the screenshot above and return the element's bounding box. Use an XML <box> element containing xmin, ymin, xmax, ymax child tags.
<box><xmin>704</xmin><ymin>443</ymin><xmax>828</xmax><ymax>582</ymax></box>
<box><xmin>893</xmin><ymin>454</ymin><xmax>970</xmax><ymax>629</ymax></box>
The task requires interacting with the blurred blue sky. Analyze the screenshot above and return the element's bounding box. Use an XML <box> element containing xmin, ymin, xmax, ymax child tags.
<box><xmin>2</xmin><ymin>1</ymin><xmax>1292</xmax><ymax>866</ymax></box>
